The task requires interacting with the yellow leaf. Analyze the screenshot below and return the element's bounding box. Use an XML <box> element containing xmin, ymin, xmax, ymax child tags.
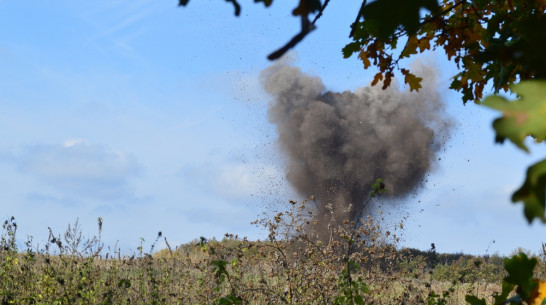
<box><xmin>474</xmin><ymin>82</ymin><xmax>485</xmax><ymax>99</ymax></box>
<box><xmin>417</xmin><ymin>38</ymin><xmax>431</xmax><ymax>52</ymax></box>
<box><xmin>401</xmin><ymin>36</ymin><xmax>419</xmax><ymax>58</ymax></box>
<box><xmin>465</xmin><ymin>59</ymin><xmax>485</xmax><ymax>82</ymax></box>
<box><xmin>445</xmin><ymin>47</ymin><xmax>457</xmax><ymax>60</ymax></box>
<box><xmin>371</xmin><ymin>72</ymin><xmax>383</xmax><ymax>86</ymax></box>
<box><xmin>382</xmin><ymin>72</ymin><xmax>393</xmax><ymax>90</ymax></box>
<box><xmin>527</xmin><ymin>280</ymin><xmax>546</xmax><ymax>305</ymax></box>
<box><xmin>403</xmin><ymin>71</ymin><xmax>423</xmax><ymax>92</ymax></box>
<box><xmin>359</xmin><ymin>50</ymin><xmax>371</xmax><ymax>69</ymax></box>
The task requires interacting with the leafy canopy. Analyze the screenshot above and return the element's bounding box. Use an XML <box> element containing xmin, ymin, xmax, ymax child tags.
<box><xmin>345</xmin><ymin>0</ymin><xmax>546</xmax><ymax>102</ymax></box>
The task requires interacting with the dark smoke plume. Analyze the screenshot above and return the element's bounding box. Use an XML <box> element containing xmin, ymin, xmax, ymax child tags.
<box><xmin>262</xmin><ymin>61</ymin><xmax>450</xmax><ymax>227</ymax></box>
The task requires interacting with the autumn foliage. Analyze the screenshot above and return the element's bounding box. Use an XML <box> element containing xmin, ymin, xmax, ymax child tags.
<box><xmin>344</xmin><ymin>0</ymin><xmax>546</xmax><ymax>102</ymax></box>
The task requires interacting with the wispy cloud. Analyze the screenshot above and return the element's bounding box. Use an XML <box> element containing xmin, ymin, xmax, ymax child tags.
<box><xmin>77</xmin><ymin>0</ymin><xmax>168</xmax><ymax>63</ymax></box>
<box><xmin>13</xmin><ymin>139</ymin><xmax>140</xmax><ymax>201</ymax></box>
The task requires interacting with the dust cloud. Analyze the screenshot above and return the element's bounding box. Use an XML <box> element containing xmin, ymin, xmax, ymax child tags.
<box><xmin>262</xmin><ymin>61</ymin><xmax>450</xmax><ymax>227</ymax></box>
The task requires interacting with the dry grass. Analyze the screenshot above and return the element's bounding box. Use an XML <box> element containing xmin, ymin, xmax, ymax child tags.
<box><xmin>0</xmin><ymin>201</ymin><xmax>541</xmax><ymax>305</ymax></box>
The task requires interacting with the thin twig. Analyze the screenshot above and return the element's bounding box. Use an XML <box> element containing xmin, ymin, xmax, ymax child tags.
<box><xmin>267</xmin><ymin>16</ymin><xmax>316</xmax><ymax>60</ymax></box>
<box><xmin>352</xmin><ymin>196</ymin><xmax>373</xmax><ymax>226</ymax></box>
<box><xmin>268</xmin><ymin>0</ymin><xmax>332</xmax><ymax>60</ymax></box>
<box><xmin>349</xmin><ymin>0</ymin><xmax>367</xmax><ymax>37</ymax></box>
<box><xmin>419</xmin><ymin>0</ymin><xmax>465</xmax><ymax>26</ymax></box>
<box><xmin>312</xmin><ymin>0</ymin><xmax>331</xmax><ymax>25</ymax></box>
<box><xmin>225</xmin><ymin>0</ymin><xmax>241</xmax><ymax>16</ymax></box>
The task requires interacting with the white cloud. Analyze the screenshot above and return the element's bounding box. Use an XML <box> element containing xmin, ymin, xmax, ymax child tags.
<box><xmin>15</xmin><ymin>140</ymin><xmax>139</xmax><ymax>200</ymax></box>
<box><xmin>63</xmin><ymin>138</ymin><xmax>89</xmax><ymax>147</ymax></box>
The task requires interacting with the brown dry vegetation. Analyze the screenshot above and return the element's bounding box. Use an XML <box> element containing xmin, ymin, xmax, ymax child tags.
<box><xmin>1</xmin><ymin>201</ymin><xmax>544</xmax><ymax>305</ymax></box>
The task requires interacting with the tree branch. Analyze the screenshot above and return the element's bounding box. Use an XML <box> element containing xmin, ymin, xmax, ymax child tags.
<box><xmin>268</xmin><ymin>0</ymin><xmax>331</xmax><ymax>60</ymax></box>
<box><xmin>349</xmin><ymin>0</ymin><xmax>367</xmax><ymax>38</ymax></box>
<box><xmin>419</xmin><ymin>0</ymin><xmax>465</xmax><ymax>26</ymax></box>
<box><xmin>267</xmin><ymin>16</ymin><xmax>316</xmax><ymax>60</ymax></box>
<box><xmin>225</xmin><ymin>0</ymin><xmax>241</xmax><ymax>16</ymax></box>
<box><xmin>312</xmin><ymin>0</ymin><xmax>331</xmax><ymax>25</ymax></box>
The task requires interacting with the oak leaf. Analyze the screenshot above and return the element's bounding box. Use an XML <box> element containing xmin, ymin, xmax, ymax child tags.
<box><xmin>528</xmin><ymin>280</ymin><xmax>546</xmax><ymax>305</ymax></box>
<box><xmin>358</xmin><ymin>51</ymin><xmax>372</xmax><ymax>69</ymax></box>
<box><xmin>512</xmin><ymin>159</ymin><xmax>546</xmax><ymax>224</ymax></box>
<box><xmin>371</xmin><ymin>72</ymin><xmax>383</xmax><ymax>86</ymax></box>
<box><xmin>401</xmin><ymin>36</ymin><xmax>419</xmax><ymax>58</ymax></box>
<box><xmin>481</xmin><ymin>81</ymin><xmax>546</xmax><ymax>152</ymax></box>
<box><xmin>417</xmin><ymin>37</ymin><xmax>431</xmax><ymax>52</ymax></box>
<box><xmin>401</xmin><ymin>69</ymin><xmax>423</xmax><ymax>92</ymax></box>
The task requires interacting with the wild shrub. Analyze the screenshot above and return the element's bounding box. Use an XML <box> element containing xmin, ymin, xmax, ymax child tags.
<box><xmin>1</xmin><ymin>199</ymin><xmax>540</xmax><ymax>304</ymax></box>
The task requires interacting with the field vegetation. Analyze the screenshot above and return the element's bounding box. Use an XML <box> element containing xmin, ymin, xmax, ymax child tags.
<box><xmin>1</xmin><ymin>198</ymin><xmax>545</xmax><ymax>305</ymax></box>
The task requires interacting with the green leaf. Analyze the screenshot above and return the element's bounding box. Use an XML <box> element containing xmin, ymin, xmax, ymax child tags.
<box><xmin>481</xmin><ymin>81</ymin><xmax>546</xmax><ymax>223</ymax></box>
<box><xmin>355</xmin><ymin>295</ymin><xmax>365</xmax><ymax>305</ymax></box>
<box><xmin>462</xmin><ymin>86</ymin><xmax>475</xmax><ymax>104</ymax></box>
<box><xmin>117</xmin><ymin>279</ymin><xmax>131</xmax><ymax>288</ymax></box>
<box><xmin>211</xmin><ymin>259</ymin><xmax>230</xmax><ymax>283</ymax></box>
<box><xmin>450</xmin><ymin>78</ymin><xmax>462</xmax><ymax>90</ymax></box>
<box><xmin>342</xmin><ymin>42</ymin><xmax>361</xmax><ymax>58</ymax></box>
<box><xmin>362</xmin><ymin>0</ymin><xmax>439</xmax><ymax>40</ymax></box>
<box><xmin>512</xmin><ymin>159</ymin><xmax>546</xmax><ymax>223</ymax></box>
<box><xmin>213</xmin><ymin>295</ymin><xmax>243</xmax><ymax>305</ymax></box>
<box><xmin>360</xmin><ymin>281</ymin><xmax>370</xmax><ymax>294</ymax></box>
<box><xmin>465</xmin><ymin>295</ymin><xmax>486</xmax><ymax>305</ymax></box>
<box><xmin>504</xmin><ymin>253</ymin><xmax>537</xmax><ymax>300</ymax></box>
<box><xmin>493</xmin><ymin>280</ymin><xmax>516</xmax><ymax>305</ymax></box>
<box><xmin>370</xmin><ymin>178</ymin><xmax>386</xmax><ymax>197</ymax></box>
<box><xmin>481</xmin><ymin>80</ymin><xmax>546</xmax><ymax>152</ymax></box>
<box><xmin>348</xmin><ymin>260</ymin><xmax>359</xmax><ymax>271</ymax></box>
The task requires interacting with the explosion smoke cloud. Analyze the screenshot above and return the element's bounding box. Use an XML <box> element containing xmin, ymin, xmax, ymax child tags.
<box><xmin>262</xmin><ymin>62</ymin><xmax>450</xmax><ymax>226</ymax></box>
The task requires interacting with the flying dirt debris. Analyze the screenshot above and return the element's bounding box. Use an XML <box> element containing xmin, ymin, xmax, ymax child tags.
<box><xmin>262</xmin><ymin>61</ymin><xmax>451</xmax><ymax>229</ymax></box>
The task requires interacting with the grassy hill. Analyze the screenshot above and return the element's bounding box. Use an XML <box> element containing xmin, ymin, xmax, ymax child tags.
<box><xmin>1</xmin><ymin>210</ymin><xmax>544</xmax><ymax>304</ymax></box>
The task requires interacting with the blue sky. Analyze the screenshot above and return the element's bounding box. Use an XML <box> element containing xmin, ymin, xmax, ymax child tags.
<box><xmin>0</xmin><ymin>0</ymin><xmax>545</xmax><ymax>256</ymax></box>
